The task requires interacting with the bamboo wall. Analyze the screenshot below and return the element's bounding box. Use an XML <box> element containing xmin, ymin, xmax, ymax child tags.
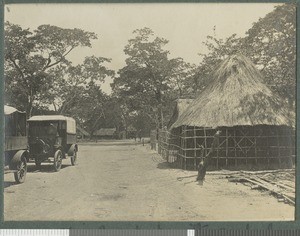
<box><xmin>158</xmin><ymin>125</ymin><xmax>295</xmax><ymax>170</ymax></box>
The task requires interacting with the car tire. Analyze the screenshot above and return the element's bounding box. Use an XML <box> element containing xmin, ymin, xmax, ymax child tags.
<box><xmin>53</xmin><ymin>150</ymin><xmax>62</xmax><ymax>172</ymax></box>
<box><xmin>71</xmin><ymin>150</ymin><xmax>77</xmax><ymax>166</ymax></box>
<box><xmin>14</xmin><ymin>154</ymin><xmax>27</xmax><ymax>184</ymax></box>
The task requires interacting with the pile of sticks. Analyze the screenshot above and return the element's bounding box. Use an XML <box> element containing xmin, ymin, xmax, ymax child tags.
<box><xmin>226</xmin><ymin>169</ymin><xmax>295</xmax><ymax>205</ymax></box>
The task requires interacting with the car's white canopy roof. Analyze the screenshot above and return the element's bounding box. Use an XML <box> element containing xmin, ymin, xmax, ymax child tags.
<box><xmin>28</xmin><ymin>115</ymin><xmax>74</xmax><ymax>122</ymax></box>
<box><xmin>28</xmin><ymin>115</ymin><xmax>76</xmax><ymax>134</ymax></box>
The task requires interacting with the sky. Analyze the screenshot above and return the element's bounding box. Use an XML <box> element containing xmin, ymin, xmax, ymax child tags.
<box><xmin>5</xmin><ymin>3</ymin><xmax>279</xmax><ymax>93</ymax></box>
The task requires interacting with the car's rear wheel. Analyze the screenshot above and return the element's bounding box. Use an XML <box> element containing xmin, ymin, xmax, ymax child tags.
<box><xmin>53</xmin><ymin>150</ymin><xmax>62</xmax><ymax>172</ymax></box>
<box><xmin>14</xmin><ymin>155</ymin><xmax>27</xmax><ymax>183</ymax></box>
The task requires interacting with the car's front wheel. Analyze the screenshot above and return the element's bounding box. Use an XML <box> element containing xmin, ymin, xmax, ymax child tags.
<box><xmin>14</xmin><ymin>154</ymin><xmax>27</xmax><ymax>183</ymax></box>
<box><xmin>53</xmin><ymin>150</ymin><xmax>62</xmax><ymax>172</ymax></box>
<box><xmin>71</xmin><ymin>150</ymin><xmax>77</xmax><ymax>166</ymax></box>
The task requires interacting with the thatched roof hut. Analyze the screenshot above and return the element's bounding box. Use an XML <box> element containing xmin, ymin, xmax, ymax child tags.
<box><xmin>171</xmin><ymin>54</ymin><xmax>294</xmax><ymax>129</ymax></box>
<box><xmin>168</xmin><ymin>99</ymin><xmax>194</xmax><ymax>128</ymax></box>
<box><xmin>94</xmin><ymin>128</ymin><xmax>117</xmax><ymax>139</ymax></box>
<box><xmin>167</xmin><ymin>54</ymin><xmax>295</xmax><ymax>170</ymax></box>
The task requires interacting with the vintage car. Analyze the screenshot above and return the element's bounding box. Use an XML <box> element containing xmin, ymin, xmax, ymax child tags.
<box><xmin>27</xmin><ymin>115</ymin><xmax>78</xmax><ymax>171</ymax></box>
<box><xmin>4</xmin><ymin>105</ymin><xmax>28</xmax><ymax>183</ymax></box>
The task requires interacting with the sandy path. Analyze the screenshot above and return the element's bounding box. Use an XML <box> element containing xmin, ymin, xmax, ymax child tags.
<box><xmin>4</xmin><ymin>141</ymin><xmax>294</xmax><ymax>221</ymax></box>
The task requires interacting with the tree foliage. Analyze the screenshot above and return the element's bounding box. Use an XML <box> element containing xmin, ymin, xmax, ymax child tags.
<box><xmin>191</xmin><ymin>3</ymin><xmax>296</xmax><ymax>108</ymax></box>
<box><xmin>113</xmin><ymin>28</ymin><xmax>194</xmax><ymax>130</ymax></box>
<box><xmin>192</xmin><ymin>34</ymin><xmax>244</xmax><ymax>94</ymax></box>
<box><xmin>5</xmin><ymin>3</ymin><xmax>295</xmax><ymax>137</ymax></box>
<box><xmin>245</xmin><ymin>3</ymin><xmax>296</xmax><ymax>107</ymax></box>
<box><xmin>52</xmin><ymin>56</ymin><xmax>114</xmax><ymax>114</ymax></box>
<box><xmin>5</xmin><ymin>22</ymin><xmax>97</xmax><ymax>116</ymax></box>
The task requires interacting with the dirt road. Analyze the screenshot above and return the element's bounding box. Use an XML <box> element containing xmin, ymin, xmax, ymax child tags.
<box><xmin>4</xmin><ymin>140</ymin><xmax>294</xmax><ymax>221</ymax></box>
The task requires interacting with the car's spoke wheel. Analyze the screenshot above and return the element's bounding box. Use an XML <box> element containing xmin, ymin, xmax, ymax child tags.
<box><xmin>71</xmin><ymin>150</ymin><xmax>77</xmax><ymax>166</ymax></box>
<box><xmin>14</xmin><ymin>155</ymin><xmax>27</xmax><ymax>183</ymax></box>
<box><xmin>53</xmin><ymin>150</ymin><xmax>62</xmax><ymax>172</ymax></box>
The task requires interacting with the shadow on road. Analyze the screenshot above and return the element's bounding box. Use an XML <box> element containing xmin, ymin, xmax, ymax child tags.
<box><xmin>156</xmin><ymin>161</ymin><xmax>180</xmax><ymax>170</ymax></box>
<box><xmin>4</xmin><ymin>181</ymin><xmax>16</xmax><ymax>189</ymax></box>
<box><xmin>78</xmin><ymin>140</ymin><xmax>150</xmax><ymax>147</ymax></box>
<box><xmin>156</xmin><ymin>161</ymin><xmax>171</xmax><ymax>169</ymax></box>
<box><xmin>27</xmin><ymin>164</ymin><xmax>69</xmax><ymax>173</ymax></box>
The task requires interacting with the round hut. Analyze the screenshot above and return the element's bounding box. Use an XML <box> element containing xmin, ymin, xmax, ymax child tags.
<box><xmin>170</xmin><ymin>54</ymin><xmax>295</xmax><ymax>170</ymax></box>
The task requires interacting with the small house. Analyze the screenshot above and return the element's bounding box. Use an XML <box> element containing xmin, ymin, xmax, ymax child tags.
<box><xmin>169</xmin><ymin>54</ymin><xmax>295</xmax><ymax>170</ymax></box>
<box><xmin>93</xmin><ymin>128</ymin><xmax>117</xmax><ymax>139</ymax></box>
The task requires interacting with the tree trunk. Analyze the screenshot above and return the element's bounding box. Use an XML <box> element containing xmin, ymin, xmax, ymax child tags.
<box><xmin>27</xmin><ymin>92</ymin><xmax>34</xmax><ymax>118</ymax></box>
<box><xmin>155</xmin><ymin>88</ymin><xmax>164</xmax><ymax>129</ymax></box>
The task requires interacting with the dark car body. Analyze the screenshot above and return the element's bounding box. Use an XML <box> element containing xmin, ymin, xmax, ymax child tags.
<box><xmin>4</xmin><ymin>105</ymin><xmax>28</xmax><ymax>183</ymax></box>
<box><xmin>27</xmin><ymin>115</ymin><xmax>78</xmax><ymax>171</ymax></box>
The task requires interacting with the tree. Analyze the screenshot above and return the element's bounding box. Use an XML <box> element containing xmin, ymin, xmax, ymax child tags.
<box><xmin>245</xmin><ymin>3</ymin><xmax>296</xmax><ymax>108</ymax></box>
<box><xmin>191</xmin><ymin>33</ymin><xmax>245</xmax><ymax>94</ymax></box>
<box><xmin>52</xmin><ymin>56</ymin><xmax>114</xmax><ymax>114</ymax></box>
<box><xmin>48</xmin><ymin>56</ymin><xmax>115</xmax><ymax>136</ymax></box>
<box><xmin>70</xmin><ymin>83</ymin><xmax>108</xmax><ymax>136</ymax></box>
<box><xmin>167</xmin><ymin>58</ymin><xmax>196</xmax><ymax>98</ymax></box>
<box><xmin>113</xmin><ymin>28</ymin><xmax>193</xmax><ymax>129</ymax></box>
<box><xmin>193</xmin><ymin>3</ymin><xmax>296</xmax><ymax>109</ymax></box>
<box><xmin>4</xmin><ymin>22</ymin><xmax>97</xmax><ymax>116</ymax></box>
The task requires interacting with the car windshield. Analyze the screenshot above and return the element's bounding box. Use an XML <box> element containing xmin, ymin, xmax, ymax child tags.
<box><xmin>29</xmin><ymin>121</ymin><xmax>59</xmax><ymax>137</ymax></box>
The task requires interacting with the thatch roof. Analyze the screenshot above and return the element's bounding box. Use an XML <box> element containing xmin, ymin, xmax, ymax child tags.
<box><xmin>168</xmin><ymin>99</ymin><xmax>194</xmax><ymax>128</ymax></box>
<box><xmin>171</xmin><ymin>54</ymin><xmax>295</xmax><ymax>129</ymax></box>
<box><xmin>94</xmin><ymin>128</ymin><xmax>116</xmax><ymax>136</ymax></box>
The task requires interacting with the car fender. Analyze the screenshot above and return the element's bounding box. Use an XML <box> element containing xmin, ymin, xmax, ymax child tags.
<box><xmin>9</xmin><ymin>150</ymin><xmax>28</xmax><ymax>170</ymax></box>
<box><xmin>67</xmin><ymin>144</ymin><xmax>78</xmax><ymax>156</ymax></box>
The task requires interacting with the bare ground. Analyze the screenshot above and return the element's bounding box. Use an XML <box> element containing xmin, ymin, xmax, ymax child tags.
<box><xmin>4</xmin><ymin>140</ymin><xmax>295</xmax><ymax>221</ymax></box>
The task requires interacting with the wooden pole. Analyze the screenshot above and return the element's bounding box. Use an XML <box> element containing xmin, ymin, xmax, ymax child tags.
<box><xmin>288</xmin><ymin>128</ymin><xmax>293</xmax><ymax>167</ymax></box>
<box><xmin>277</xmin><ymin>130</ymin><xmax>281</xmax><ymax>167</ymax></box>
<box><xmin>194</xmin><ymin>126</ymin><xmax>197</xmax><ymax>170</ymax></box>
<box><xmin>254</xmin><ymin>135</ymin><xmax>258</xmax><ymax>166</ymax></box>
<box><xmin>204</xmin><ymin>127</ymin><xmax>207</xmax><ymax>156</ymax></box>
<box><xmin>216</xmin><ymin>128</ymin><xmax>219</xmax><ymax>169</ymax></box>
<box><xmin>234</xmin><ymin>129</ymin><xmax>237</xmax><ymax>167</ymax></box>
<box><xmin>184</xmin><ymin>126</ymin><xmax>187</xmax><ymax>170</ymax></box>
<box><xmin>180</xmin><ymin>127</ymin><xmax>183</xmax><ymax>169</ymax></box>
<box><xmin>244</xmin><ymin>129</ymin><xmax>248</xmax><ymax>166</ymax></box>
<box><xmin>226</xmin><ymin>128</ymin><xmax>228</xmax><ymax>167</ymax></box>
<box><xmin>266</xmin><ymin>128</ymin><xmax>270</xmax><ymax>169</ymax></box>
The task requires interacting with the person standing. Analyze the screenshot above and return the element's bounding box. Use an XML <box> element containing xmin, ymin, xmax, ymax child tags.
<box><xmin>197</xmin><ymin>130</ymin><xmax>221</xmax><ymax>181</ymax></box>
